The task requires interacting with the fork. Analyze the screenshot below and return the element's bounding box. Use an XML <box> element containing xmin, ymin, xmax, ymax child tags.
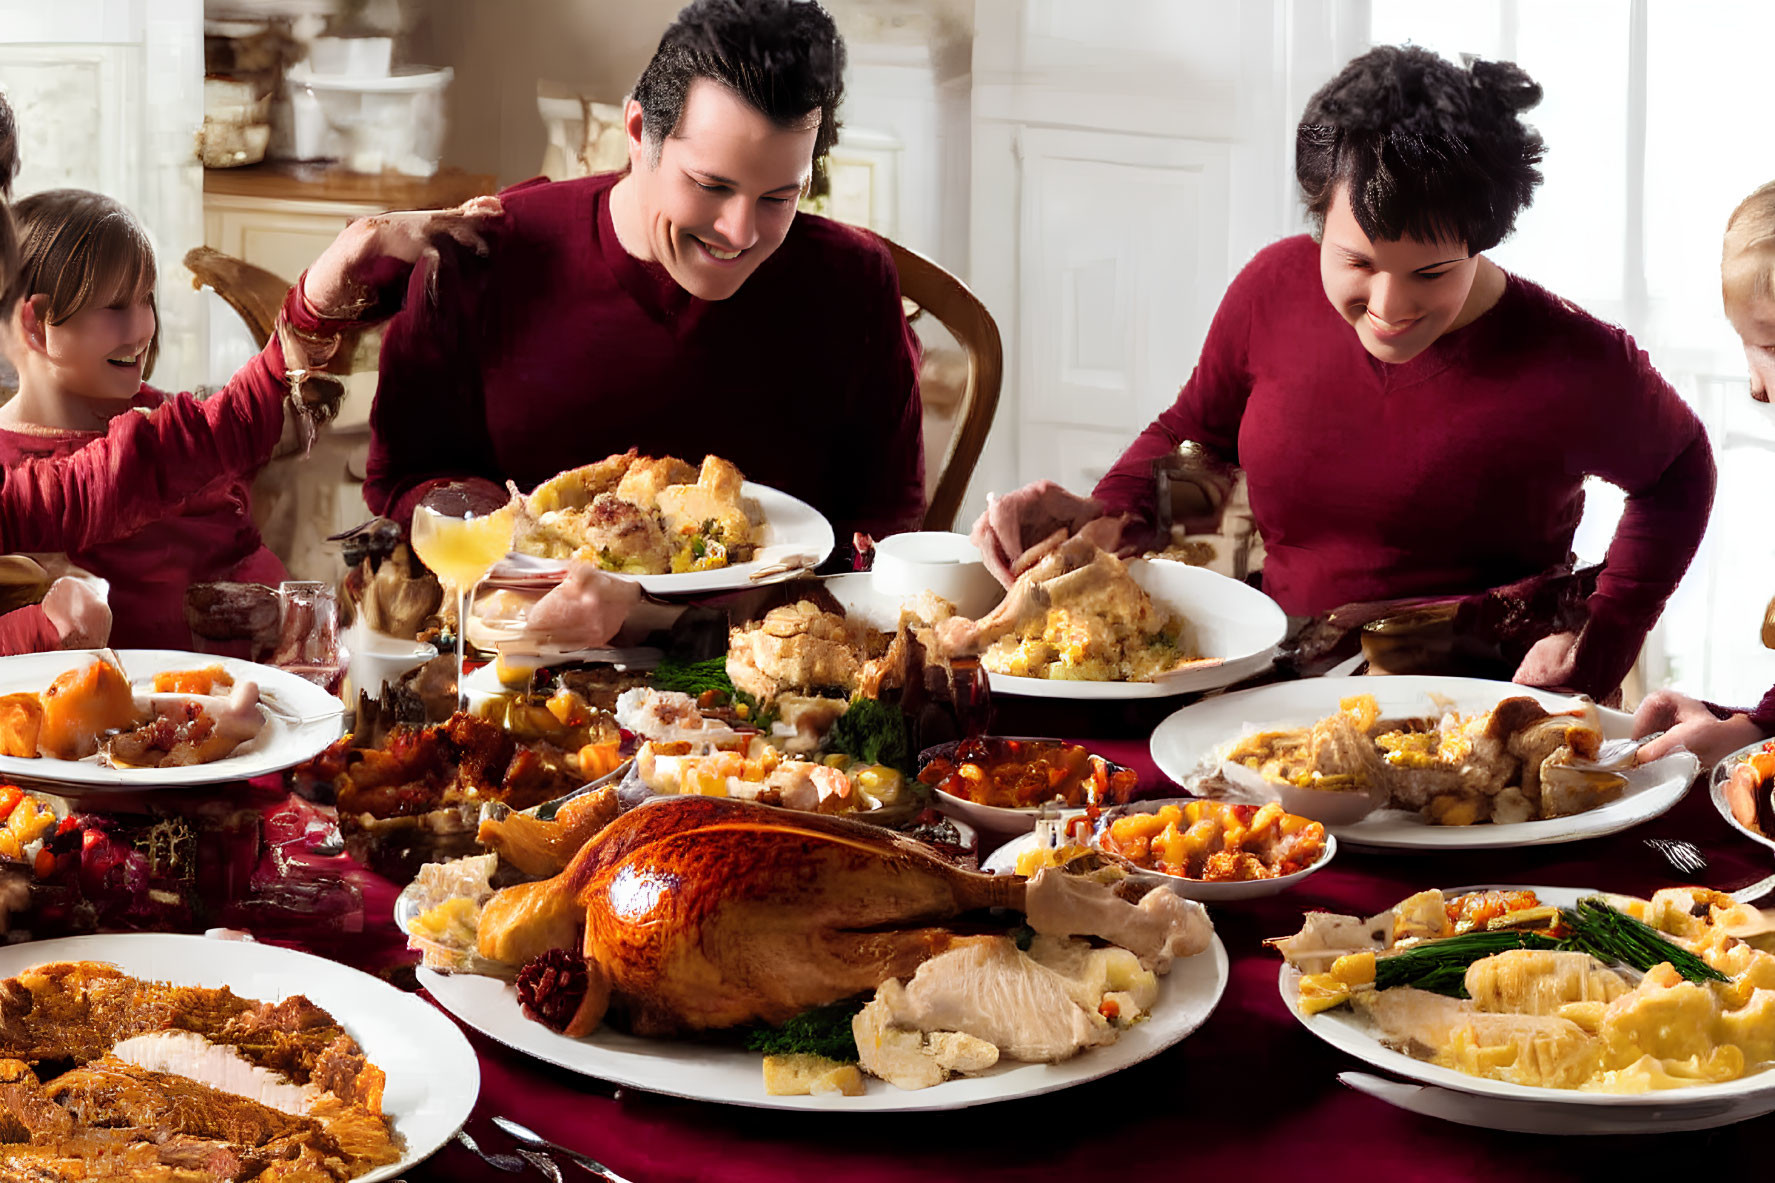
<box><xmin>518</xmin><ymin>1150</ymin><xmax>564</xmax><ymax>1182</ymax></box>
<box><xmin>1644</xmin><ymin>837</ymin><xmax>1708</xmax><ymax>876</ymax></box>
<box><xmin>456</xmin><ymin>1129</ymin><xmax>526</xmax><ymax>1173</ymax></box>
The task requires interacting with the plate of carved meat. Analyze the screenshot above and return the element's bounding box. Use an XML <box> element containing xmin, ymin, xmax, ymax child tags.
<box><xmin>0</xmin><ymin>932</ymin><xmax>479</xmax><ymax>1181</ymax></box>
<box><xmin>416</xmin><ymin>795</ymin><xmax>1229</xmax><ymax>1111</ymax></box>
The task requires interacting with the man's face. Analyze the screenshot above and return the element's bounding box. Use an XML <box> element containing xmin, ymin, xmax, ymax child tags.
<box><xmin>624</xmin><ymin>78</ymin><xmax>817</xmax><ymax>301</ymax></box>
<box><xmin>1319</xmin><ymin>185</ymin><xmax>1480</xmax><ymax>365</ymax></box>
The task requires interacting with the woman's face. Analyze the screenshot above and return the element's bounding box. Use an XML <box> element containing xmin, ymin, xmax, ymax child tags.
<box><xmin>1319</xmin><ymin>186</ymin><xmax>1481</xmax><ymax>364</ymax></box>
<box><xmin>1726</xmin><ymin>292</ymin><xmax>1775</xmax><ymax>403</ymax></box>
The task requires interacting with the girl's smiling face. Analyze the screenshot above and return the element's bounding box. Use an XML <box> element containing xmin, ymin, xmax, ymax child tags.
<box><xmin>38</xmin><ymin>293</ymin><xmax>157</xmax><ymax>402</ymax></box>
<box><xmin>1319</xmin><ymin>185</ymin><xmax>1481</xmax><ymax>364</ymax></box>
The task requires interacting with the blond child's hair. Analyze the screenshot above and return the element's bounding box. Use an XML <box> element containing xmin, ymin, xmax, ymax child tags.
<box><xmin>0</xmin><ymin>188</ymin><xmax>159</xmax><ymax>378</ymax></box>
<box><xmin>1724</xmin><ymin>181</ymin><xmax>1775</xmax><ymax>318</ymax></box>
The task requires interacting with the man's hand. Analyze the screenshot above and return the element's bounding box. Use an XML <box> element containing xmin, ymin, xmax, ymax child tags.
<box><xmin>1511</xmin><ymin>630</ymin><xmax>1580</xmax><ymax>691</ymax></box>
<box><xmin>302</xmin><ymin>195</ymin><xmax>505</xmax><ymax>318</ymax></box>
<box><xmin>1633</xmin><ymin>689</ymin><xmax>1768</xmax><ymax>768</ymax></box>
<box><xmin>970</xmin><ymin>480</ymin><xmax>1133</xmax><ymax>586</ymax></box>
<box><xmin>519</xmin><ymin>562</ymin><xmax>642</xmax><ymax>652</ymax></box>
<box><xmin>41</xmin><ymin>577</ymin><xmax>111</xmax><ymax>650</ymax></box>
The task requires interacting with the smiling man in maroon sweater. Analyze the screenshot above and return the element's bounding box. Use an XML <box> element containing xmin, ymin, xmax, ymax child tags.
<box><xmin>364</xmin><ymin>0</ymin><xmax>924</xmax><ymax>548</ymax></box>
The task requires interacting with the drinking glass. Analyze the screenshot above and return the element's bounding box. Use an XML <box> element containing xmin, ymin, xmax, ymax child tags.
<box><xmin>409</xmin><ymin>496</ymin><xmax>518</xmax><ymax>711</ymax></box>
<box><xmin>269</xmin><ymin>581</ymin><xmax>347</xmax><ymax>694</ymax></box>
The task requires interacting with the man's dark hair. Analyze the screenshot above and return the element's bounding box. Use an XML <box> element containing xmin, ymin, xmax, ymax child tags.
<box><xmin>633</xmin><ymin>0</ymin><xmax>844</xmax><ymax>185</ymax></box>
<box><xmin>1296</xmin><ymin>45</ymin><xmax>1545</xmax><ymax>254</ymax></box>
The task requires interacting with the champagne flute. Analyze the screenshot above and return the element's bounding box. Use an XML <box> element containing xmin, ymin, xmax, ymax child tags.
<box><xmin>409</xmin><ymin>492</ymin><xmax>518</xmax><ymax>712</ymax></box>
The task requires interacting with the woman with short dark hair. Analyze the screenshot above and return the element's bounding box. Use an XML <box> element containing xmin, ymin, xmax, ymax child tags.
<box><xmin>978</xmin><ymin>46</ymin><xmax>1713</xmax><ymax>702</ymax></box>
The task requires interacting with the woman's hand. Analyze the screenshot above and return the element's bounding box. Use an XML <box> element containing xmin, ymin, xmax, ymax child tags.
<box><xmin>518</xmin><ymin>562</ymin><xmax>642</xmax><ymax>652</ymax></box>
<box><xmin>970</xmin><ymin>481</ymin><xmax>1132</xmax><ymax>586</ymax></box>
<box><xmin>301</xmin><ymin>195</ymin><xmax>505</xmax><ymax>319</ymax></box>
<box><xmin>1511</xmin><ymin>629</ymin><xmax>1579</xmax><ymax>691</ymax></box>
<box><xmin>41</xmin><ymin>577</ymin><xmax>110</xmax><ymax>649</ymax></box>
<box><xmin>1633</xmin><ymin>689</ymin><xmax>1768</xmax><ymax>768</ymax></box>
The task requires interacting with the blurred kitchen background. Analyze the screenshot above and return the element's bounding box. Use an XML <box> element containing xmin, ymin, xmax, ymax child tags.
<box><xmin>0</xmin><ymin>0</ymin><xmax>1769</xmax><ymax>708</ymax></box>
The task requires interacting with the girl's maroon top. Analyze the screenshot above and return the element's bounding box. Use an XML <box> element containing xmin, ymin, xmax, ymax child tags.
<box><xmin>1094</xmin><ymin>235</ymin><xmax>1716</xmax><ymax>698</ymax></box>
<box><xmin>364</xmin><ymin>172</ymin><xmax>926</xmax><ymax>543</ymax></box>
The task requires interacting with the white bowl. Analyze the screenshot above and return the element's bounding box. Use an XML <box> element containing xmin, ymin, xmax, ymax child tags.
<box><xmin>345</xmin><ymin>621</ymin><xmax>436</xmax><ymax>702</ymax></box>
<box><xmin>920</xmin><ymin>736</ymin><xmax>1137</xmax><ymax>835</ymax></box>
<box><xmin>871</xmin><ymin>531</ymin><xmax>1004</xmax><ymax>618</ymax></box>
<box><xmin>985</xmin><ymin>798</ymin><xmax>1337</xmax><ymax>901</ymax></box>
<box><xmin>1276</xmin><ymin>779</ymin><xmax>1387</xmax><ymax>826</ymax></box>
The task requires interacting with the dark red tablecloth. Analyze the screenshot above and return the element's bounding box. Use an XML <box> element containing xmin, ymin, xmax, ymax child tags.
<box><xmin>309</xmin><ymin>695</ymin><xmax>1775</xmax><ymax>1181</ymax></box>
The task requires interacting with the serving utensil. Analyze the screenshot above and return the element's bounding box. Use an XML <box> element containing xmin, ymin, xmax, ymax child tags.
<box><xmin>1644</xmin><ymin>837</ymin><xmax>1708</xmax><ymax>876</ymax></box>
<box><xmin>492</xmin><ymin>1116</ymin><xmax>637</xmax><ymax>1183</ymax></box>
<box><xmin>747</xmin><ymin>552</ymin><xmax>820</xmax><ymax>581</ymax></box>
<box><xmin>517</xmin><ymin>1148</ymin><xmax>564</xmax><ymax>1182</ymax></box>
<box><xmin>455</xmin><ymin>1129</ymin><xmax>525</xmax><ymax>1173</ymax></box>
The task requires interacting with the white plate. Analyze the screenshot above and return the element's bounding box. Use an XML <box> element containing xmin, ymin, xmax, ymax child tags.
<box><xmin>1710</xmin><ymin>737</ymin><xmax>1775</xmax><ymax>855</ymax></box>
<box><xmin>0</xmin><ymin>649</ymin><xmax>345</xmax><ymax>792</ymax></box>
<box><xmin>507</xmin><ymin>480</ymin><xmax>835</xmax><ymax>596</ymax></box>
<box><xmin>984</xmin><ymin>825</ymin><xmax>1338</xmax><ymax>901</ymax></box>
<box><xmin>1149</xmin><ymin>676</ymin><xmax>1697</xmax><ymax>850</ymax></box>
<box><xmin>1281</xmin><ymin>884</ymin><xmax>1775</xmax><ymax>1119</ymax></box>
<box><xmin>0</xmin><ymin>932</ymin><xmax>479</xmax><ymax>1180</ymax></box>
<box><xmin>981</xmin><ymin>561</ymin><xmax>1286</xmax><ymax>700</ymax></box>
<box><xmin>420</xmin><ymin>934</ymin><xmax>1228</xmax><ymax>1112</ymax></box>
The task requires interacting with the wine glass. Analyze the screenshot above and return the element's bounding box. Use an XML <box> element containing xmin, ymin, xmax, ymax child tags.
<box><xmin>409</xmin><ymin>493</ymin><xmax>518</xmax><ymax>712</ymax></box>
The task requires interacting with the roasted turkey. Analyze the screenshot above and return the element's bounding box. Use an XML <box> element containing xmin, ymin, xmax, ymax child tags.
<box><xmin>476</xmin><ymin>796</ymin><xmax>1025</xmax><ymax>1037</ymax></box>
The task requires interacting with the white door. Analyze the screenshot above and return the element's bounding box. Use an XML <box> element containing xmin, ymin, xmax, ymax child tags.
<box><xmin>1015</xmin><ymin>127</ymin><xmax>1230</xmax><ymax>492</ymax></box>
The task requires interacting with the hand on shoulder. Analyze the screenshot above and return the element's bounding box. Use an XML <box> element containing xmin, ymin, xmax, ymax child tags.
<box><xmin>301</xmin><ymin>195</ymin><xmax>506</xmax><ymax>319</ymax></box>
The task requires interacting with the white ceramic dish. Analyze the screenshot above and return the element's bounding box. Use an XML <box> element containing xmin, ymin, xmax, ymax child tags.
<box><xmin>419</xmin><ymin>932</ymin><xmax>1226</xmax><ymax>1112</ymax></box>
<box><xmin>935</xmin><ymin>792</ymin><xmax>1086</xmax><ymax>836</ymax></box>
<box><xmin>984</xmin><ymin>813</ymin><xmax>1337</xmax><ymax>902</ymax></box>
<box><xmin>870</xmin><ymin>531</ymin><xmax>1003</xmax><ymax>619</ymax></box>
<box><xmin>981</xmin><ymin>560</ymin><xmax>1286</xmax><ymax>700</ymax></box>
<box><xmin>1149</xmin><ymin>676</ymin><xmax>1697</xmax><ymax>851</ymax></box>
<box><xmin>504</xmin><ymin>480</ymin><xmax>834</xmax><ymax>596</ymax></box>
<box><xmin>919</xmin><ymin>736</ymin><xmax>1136</xmax><ymax>836</ymax></box>
<box><xmin>1281</xmin><ymin>884</ymin><xmax>1775</xmax><ymax>1124</ymax></box>
<box><xmin>0</xmin><ymin>649</ymin><xmax>345</xmax><ymax>792</ymax></box>
<box><xmin>0</xmin><ymin>933</ymin><xmax>479</xmax><ymax>1180</ymax></box>
<box><xmin>1710</xmin><ymin>737</ymin><xmax>1775</xmax><ymax>854</ymax></box>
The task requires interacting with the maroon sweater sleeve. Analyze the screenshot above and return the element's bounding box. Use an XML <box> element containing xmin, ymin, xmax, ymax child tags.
<box><xmin>0</xmin><ymin>335</ymin><xmax>291</xmax><ymax>553</ymax></box>
<box><xmin>0</xmin><ymin>606</ymin><xmax>60</xmax><ymax>655</ymax></box>
<box><xmin>1092</xmin><ymin>256</ymin><xmax>1256</xmax><ymax>539</ymax></box>
<box><xmin>363</xmin><ymin>243</ymin><xmax>504</xmax><ymax>526</ymax></box>
<box><xmin>1566</xmin><ymin>344</ymin><xmax>1716</xmax><ymax>699</ymax></box>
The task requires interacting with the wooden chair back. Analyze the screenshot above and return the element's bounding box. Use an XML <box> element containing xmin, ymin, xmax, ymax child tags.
<box><xmin>879</xmin><ymin>236</ymin><xmax>1003</xmax><ymax>532</ymax></box>
<box><xmin>183</xmin><ymin>246</ymin><xmax>290</xmax><ymax>349</ymax></box>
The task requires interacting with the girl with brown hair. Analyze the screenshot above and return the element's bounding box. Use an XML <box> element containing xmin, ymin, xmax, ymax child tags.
<box><xmin>0</xmin><ymin>169</ymin><xmax>501</xmax><ymax>651</ymax></box>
